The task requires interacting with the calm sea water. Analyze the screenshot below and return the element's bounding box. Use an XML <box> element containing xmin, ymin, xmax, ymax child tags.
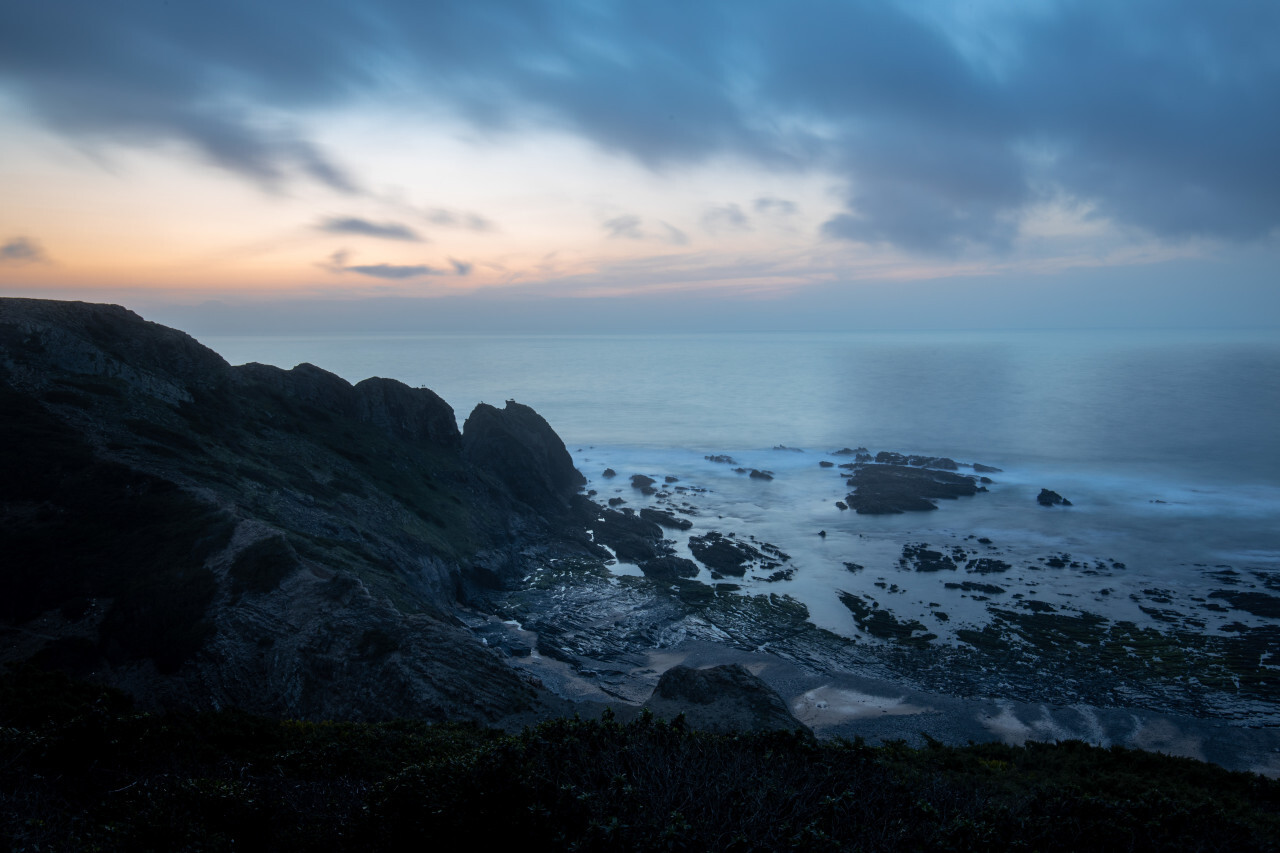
<box><xmin>201</xmin><ymin>330</ymin><xmax>1280</xmax><ymax>641</ymax></box>
<box><xmin>201</xmin><ymin>329</ymin><xmax>1280</xmax><ymax>483</ymax></box>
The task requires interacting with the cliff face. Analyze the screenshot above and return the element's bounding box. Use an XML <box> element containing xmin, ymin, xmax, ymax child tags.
<box><xmin>0</xmin><ymin>298</ymin><xmax>591</xmax><ymax>722</ymax></box>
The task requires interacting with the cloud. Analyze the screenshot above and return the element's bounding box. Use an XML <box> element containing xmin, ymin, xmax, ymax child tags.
<box><xmin>0</xmin><ymin>237</ymin><xmax>48</xmax><ymax>265</ymax></box>
<box><xmin>346</xmin><ymin>263</ymin><xmax>448</xmax><ymax>279</ymax></box>
<box><xmin>604</xmin><ymin>214</ymin><xmax>645</xmax><ymax>239</ymax></box>
<box><xmin>603</xmin><ymin>216</ymin><xmax>689</xmax><ymax>245</ymax></box>
<box><xmin>659</xmin><ymin>222</ymin><xmax>689</xmax><ymax>246</ymax></box>
<box><xmin>3</xmin><ymin>1</ymin><xmax>1278</xmax><ymax>249</ymax></box>
<box><xmin>321</xmin><ymin>248</ymin><xmax>470</xmax><ymax>279</ymax></box>
<box><xmin>702</xmin><ymin>204</ymin><xmax>751</xmax><ymax>234</ymax></box>
<box><xmin>317</xmin><ymin>216</ymin><xmax>424</xmax><ymax>242</ymax></box>
<box><xmin>424</xmin><ymin>208</ymin><xmax>494</xmax><ymax>231</ymax></box>
<box><xmin>754</xmin><ymin>197</ymin><xmax>797</xmax><ymax>217</ymax></box>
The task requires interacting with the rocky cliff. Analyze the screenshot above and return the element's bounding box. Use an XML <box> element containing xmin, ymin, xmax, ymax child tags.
<box><xmin>0</xmin><ymin>298</ymin><xmax>594</xmax><ymax>722</ymax></box>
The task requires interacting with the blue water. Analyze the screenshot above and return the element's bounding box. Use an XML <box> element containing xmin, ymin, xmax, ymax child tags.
<box><xmin>201</xmin><ymin>329</ymin><xmax>1280</xmax><ymax>483</ymax></box>
<box><xmin>201</xmin><ymin>329</ymin><xmax>1280</xmax><ymax>642</ymax></box>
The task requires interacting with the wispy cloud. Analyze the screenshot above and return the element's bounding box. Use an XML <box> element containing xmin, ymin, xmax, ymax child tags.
<box><xmin>603</xmin><ymin>216</ymin><xmax>690</xmax><ymax>245</ymax></box>
<box><xmin>346</xmin><ymin>263</ymin><xmax>448</xmax><ymax>279</ymax></box>
<box><xmin>424</xmin><ymin>208</ymin><xmax>494</xmax><ymax>231</ymax></box>
<box><xmin>604</xmin><ymin>214</ymin><xmax>645</xmax><ymax>240</ymax></box>
<box><xmin>321</xmin><ymin>248</ymin><xmax>470</xmax><ymax>280</ymax></box>
<box><xmin>754</xmin><ymin>197</ymin><xmax>797</xmax><ymax>217</ymax></box>
<box><xmin>702</xmin><ymin>204</ymin><xmax>751</xmax><ymax>234</ymax></box>
<box><xmin>659</xmin><ymin>222</ymin><xmax>689</xmax><ymax>246</ymax></box>
<box><xmin>0</xmin><ymin>237</ymin><xmax>48</xmax><ymax>265</ymax></box>
<box><xmin>316</xmin><ymin>216</ymin><xmax>424</xmax><ymax>242</ymax></box>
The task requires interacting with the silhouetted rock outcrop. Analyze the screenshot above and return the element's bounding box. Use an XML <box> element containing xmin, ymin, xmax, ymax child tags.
<box><xmin>0</xmin><ymin>298</ymin><xmax>594</xmax><ymax>724</ymax></box>
<box><xmin>353</xmin><ymin>377</ymin><xmax>460</xmax><ymax>447</ymax></box>
<box><xmin>463</xmin><ymin>400</ymin><xmax>586</xmax><ymax>515</ymax></box>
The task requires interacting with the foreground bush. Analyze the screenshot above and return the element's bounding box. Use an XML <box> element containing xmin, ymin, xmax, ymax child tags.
<box><xmin>2</xmin><ymin>667</ymin><xmax>1277</xmax><ymax>851</ymax></box>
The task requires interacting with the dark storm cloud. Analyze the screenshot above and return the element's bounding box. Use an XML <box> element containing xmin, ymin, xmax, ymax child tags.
<box><xmin>4</xmin><ymin>1</ymin><xmax>1278</xmax><ymax>249</ymax></box>
<box><xmin>0</xmin><ymin>237</ymin><xmax>48</xmax><ymax>264</ymax></box>
<box><xmin>317</xmin><ymin>217</ymin><xmax>423</xmax><ymax>242</ymax></box>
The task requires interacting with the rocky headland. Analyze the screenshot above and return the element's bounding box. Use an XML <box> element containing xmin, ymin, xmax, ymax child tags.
<box><xmin>3</xmin><ymin>298</ymin><xmax>1278</xmax><ymax>780</ymax></box>
<box><xmin>0</xmin><ymin>298</ymin><xmax>607</xmax><ymax>724</ymax></box>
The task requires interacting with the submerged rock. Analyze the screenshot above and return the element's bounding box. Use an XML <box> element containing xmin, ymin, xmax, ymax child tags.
<box><xmin>845</xmin><ymin>464</ymin><xmax>982</xmax><ymax>514</ymax></box>
<box><xmin>1037</xmin><ymin>488</ymin><xmax>1073</xmax><ymax>507</ymax></box>
<box><xmin>687</xmin><ymin>532</ymin><xmax>785</xmax><ymax>578</ymax></box>
<box><xmin>639</xmin><ymin>507</ymin><xmax>694</xmax><ymax>531</ymax></box>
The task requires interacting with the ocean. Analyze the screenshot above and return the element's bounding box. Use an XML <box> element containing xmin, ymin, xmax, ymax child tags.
<box><xmin>201</xmin><ymin>330</ymin><xmax>1280</xmax><ymax>652</ymax></box>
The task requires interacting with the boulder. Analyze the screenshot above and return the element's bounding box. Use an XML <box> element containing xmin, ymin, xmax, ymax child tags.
<box><xmin>630</xmin><ymin>474</ymin><xmax>658</xmax><ymax>495</ymax></box>
<box><xmin>643</xmin><ymin>664</ymin><xmax>809</xmax><ymax>734</ymax></box>
<box><xmin>638</xmin><ymin>555</ymin><xmax>700</xmax><ymax>582</ymax></box>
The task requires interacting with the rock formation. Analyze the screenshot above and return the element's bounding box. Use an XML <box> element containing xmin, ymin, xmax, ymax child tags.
<box><xmin>1037</xmin><ymin>488</ymin><xmax>1073</xmax><ymax>506</ymax></box>
<box><xmin>643</xmin><ymin>664</ymin><xmax>809</xmax><ymax>733</ymax></box>
<box><xmin>0</xmin><ymin>298</ymin><xmax>593</xmax><ymax>723</ymax></box>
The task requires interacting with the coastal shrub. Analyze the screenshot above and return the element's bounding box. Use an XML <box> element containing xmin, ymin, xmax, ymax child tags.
<box><xmin>0</xmin><ymin>669</ymin><xmax>1277</xmax><ymax>853</ymax></box>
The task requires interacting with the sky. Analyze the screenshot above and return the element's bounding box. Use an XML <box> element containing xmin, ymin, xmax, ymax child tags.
<box><xmin>0</xmin><ymin>0</ymin><xmax>1277</xmax><ymax>333</ymax></box>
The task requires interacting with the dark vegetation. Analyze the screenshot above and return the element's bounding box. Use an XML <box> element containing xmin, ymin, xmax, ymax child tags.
<box><xmin>2</xmin><ymin>667</ymin><xmax>1277</xmax><ymax>852</ymax></box>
